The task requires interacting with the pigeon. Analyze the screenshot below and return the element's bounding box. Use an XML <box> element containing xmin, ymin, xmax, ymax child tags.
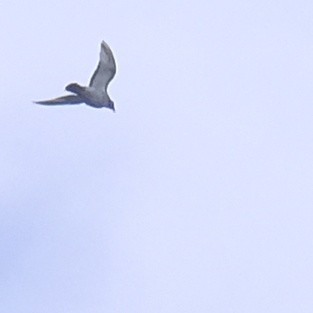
<box><xmin>34</xmin><ymin>41</ymin><xmax>116</xmax><ymax>111</ymax></box>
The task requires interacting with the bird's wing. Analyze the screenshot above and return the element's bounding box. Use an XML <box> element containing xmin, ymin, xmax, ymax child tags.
<box><xmin>89</xmin><ymin>41</ymin><xmax>116</xmax><ymax>91</ymax></box>
<box><xmin>34</xmin><ymin>95</ymin><xmax>83</xmax><ymax>105</ymax></box>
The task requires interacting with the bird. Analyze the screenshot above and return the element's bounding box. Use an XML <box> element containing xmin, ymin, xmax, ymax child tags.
<box><xmin>34</xmin><ymin>41</ymin><xmax>116</xmax><ymax>111</ymax></box>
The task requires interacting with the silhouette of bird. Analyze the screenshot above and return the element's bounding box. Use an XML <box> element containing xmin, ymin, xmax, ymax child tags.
<box><xmin>34</xmin><ymin>41</ymin><xmax>116</xmax><ymax>111</ymax></box>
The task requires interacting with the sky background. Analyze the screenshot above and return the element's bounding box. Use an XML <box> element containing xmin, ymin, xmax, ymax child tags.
<box><xmin>1</xmin><ymin>0</ymin><xmax>313</xmax><ymax>312</ymax></box>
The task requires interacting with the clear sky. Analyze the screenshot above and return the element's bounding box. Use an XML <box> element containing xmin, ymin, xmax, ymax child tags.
<box><xmin>1</xmin><ymin>0</ymin><xmax>313</xmax><ymax>312</ymax></box>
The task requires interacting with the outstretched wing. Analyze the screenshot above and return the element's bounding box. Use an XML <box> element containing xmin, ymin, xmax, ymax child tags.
<box><xmin>34</xmin><ymin>95</ymin><xmax>83</xmax><ymax>105</ymax></box>
<box><xmin>89</xmin><ymin>41</ymin><xmax>116</xmax><ymax>91</ymax></box>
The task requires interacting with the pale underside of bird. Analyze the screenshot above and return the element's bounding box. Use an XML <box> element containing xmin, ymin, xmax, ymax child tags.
<box><xmin>34</xmin><ymin>41</ymin><xmax>116</xmax><ymax>111</ymax></box>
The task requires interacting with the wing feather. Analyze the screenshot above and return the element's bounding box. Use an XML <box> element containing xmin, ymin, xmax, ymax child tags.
<box><xmin>89</xmin><ymin>41</ymin><xmax>116</xmax><ymax>91</ymax></box>
<box><xmin>34</xmin><ymin>95</ymin><xmax>83</xmax><ymax>105</ymax></box>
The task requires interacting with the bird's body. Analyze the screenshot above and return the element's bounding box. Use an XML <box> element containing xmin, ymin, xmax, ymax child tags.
<box><xmin>35</xmin><ymin>41</ymin><xmax>116</xmax><ymax>111</ymax></box>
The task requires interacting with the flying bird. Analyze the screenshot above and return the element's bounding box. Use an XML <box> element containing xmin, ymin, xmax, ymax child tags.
<box><xmin>34</xmin><ymin>41</ymin><xmax>116</xmax><ymax>111</ymax></box>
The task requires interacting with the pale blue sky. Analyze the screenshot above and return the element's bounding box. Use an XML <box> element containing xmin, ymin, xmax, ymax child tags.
<box><xmin>1</xmin><ymin>1</ymin><xmax>313</xmax><ymax>312</ymax></box>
